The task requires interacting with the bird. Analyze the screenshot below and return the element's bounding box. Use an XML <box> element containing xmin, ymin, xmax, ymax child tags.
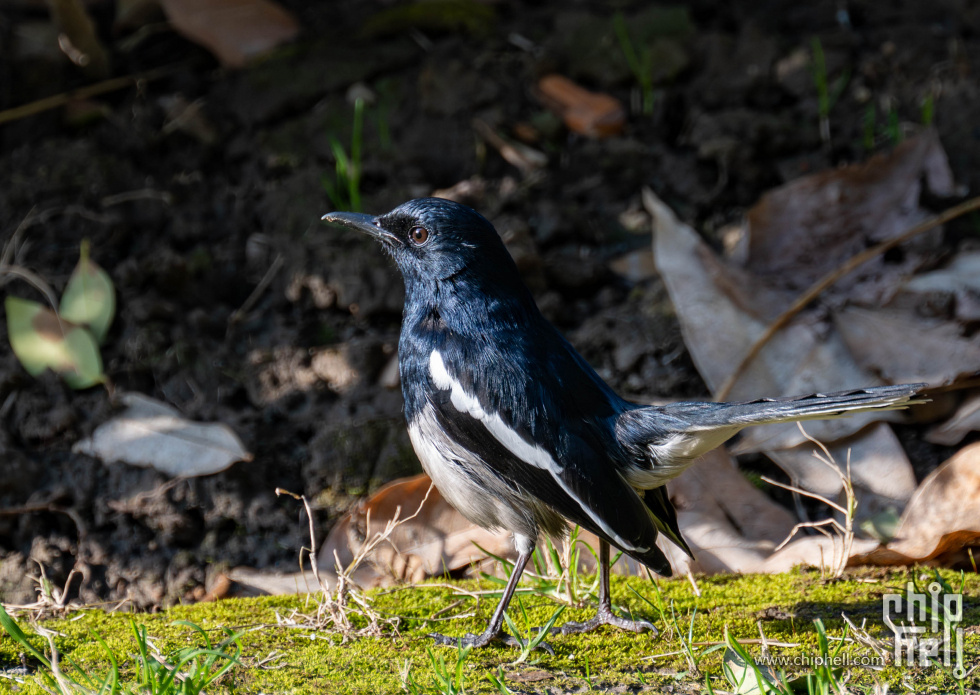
<box><xmin>322</xmin><ymin>198</ymin><xmax>925</xmax><ymax>649</ymax></box>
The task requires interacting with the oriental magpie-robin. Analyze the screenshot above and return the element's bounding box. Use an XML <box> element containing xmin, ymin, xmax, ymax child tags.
<box><xmin>323</xmin><ymin>198</ymin><xmax>924</xmax><ymax>648</ymax></box>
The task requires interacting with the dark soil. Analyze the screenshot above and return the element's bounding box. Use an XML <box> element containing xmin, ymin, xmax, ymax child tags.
<box><xmin>1</xmin><ymin>0</ymin><xmax>977</xmax><ymax>608</ymax></box>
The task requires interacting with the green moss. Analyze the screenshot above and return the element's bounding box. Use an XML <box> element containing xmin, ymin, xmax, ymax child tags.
<box><xmin>1</xmin><ymin>569</ymin><xmax>977</xmax><ymax>694</ymax></box>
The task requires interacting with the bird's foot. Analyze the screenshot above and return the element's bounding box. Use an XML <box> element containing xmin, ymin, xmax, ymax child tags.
<box><xmin>553</xmin><ymin>606</ymin><xmax>657</xmax><ymax>636</ymax></box>
<box><xmin>428</xmin><ymin>629</ymin><xmax>554</xmax><ymax>655</ymax></box>
<box><xmin>428</xmin><ymin>629</ymin><xmax>501</xmax><ymax>649</ymax></box>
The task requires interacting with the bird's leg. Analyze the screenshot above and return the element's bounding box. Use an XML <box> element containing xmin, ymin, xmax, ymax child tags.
<box><xmin>429</xmin><ymin>545</ymin><xmax>535</xmax><ymax>649</ymax></box>
<box><xmin>554</xmin><ymin>539</ymin><xmax>658</xmax><ymax>635</ymax></box>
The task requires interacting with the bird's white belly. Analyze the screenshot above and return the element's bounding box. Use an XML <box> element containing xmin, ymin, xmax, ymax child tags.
<box><xmin>407</xmin><ymin>405</ymin><xmax>542</xmax><ymax>543</ymax></box>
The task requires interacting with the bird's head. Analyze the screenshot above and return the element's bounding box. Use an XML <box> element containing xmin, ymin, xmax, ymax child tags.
<box><xmin>322</xmin><ymin>198</ymin><xmax>524</xmax><ymax>295</ymax></box>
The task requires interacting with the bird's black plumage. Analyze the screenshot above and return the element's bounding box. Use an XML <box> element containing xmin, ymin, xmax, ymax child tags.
<box><xmin>322</xmin><ymin>198</ymin><xmax>925</xmax><ymax>648</ymax></box>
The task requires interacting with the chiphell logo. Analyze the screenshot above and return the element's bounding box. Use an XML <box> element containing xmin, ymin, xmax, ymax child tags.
<box><xmin>882</xmin><ymin>580</ymin><xmax>966</xmax><ymax>679</ymax></box>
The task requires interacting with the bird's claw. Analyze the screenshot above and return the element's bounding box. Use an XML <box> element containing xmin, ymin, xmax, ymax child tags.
<box><xmin>428</xmin><ymin>630</ymin><xmax>554</xmax><ymax>655</ymax></box>
<box><xmin>551</xmin><ymin>607</ymin><xmax>658</xmax><ymax>636</ymax></box>
<box><xmin>520</xmin><ymin>635</ymin><xmax>556</xmax><ymax>656</ymax></box>
<box><xmin>428</xmin><ymin>631</ymin><xmax>498</xmax><ymax>649</ymax></box>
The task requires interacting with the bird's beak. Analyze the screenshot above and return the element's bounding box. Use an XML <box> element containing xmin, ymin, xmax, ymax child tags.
<box><xmin>321</xmin><ymin>211</ymin><xmax>399</xmax><ymax>245</ymax></box>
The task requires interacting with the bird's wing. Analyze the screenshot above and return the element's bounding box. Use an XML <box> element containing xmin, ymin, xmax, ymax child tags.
<box><xmin>427</xmin><ymin>347</ymin><xmax>673</xmax><ymax>575</ymax></box>
<box><xmin>642</xmin><ymin>485</ymin><xmax>692</xmax><ymax>558</ymax></box>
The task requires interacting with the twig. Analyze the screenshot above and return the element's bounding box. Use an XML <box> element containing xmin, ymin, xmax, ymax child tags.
<box><xmin>253</xmin><ymin>650</ymin><xmax>286</xmax><ymax>669</ymax></box>
<box><xmin>228</xmin><ymin>254</ymin><xmax>284</xmax><ymax>326</ymax></box>
<box><xmin>275</xmin><ymin>483</ymin><xmax>434</xmax><ymax>640</ymax></box>
<box><xmin>685</xmin><ymin>566</ymin><xmax>702</xmax><ymax>597</ymax></box>
<box><xmin>760</xmin><ymin>480</ymin><xmax>848</xmax><ymax>517</ymax></box>
<box><xmin>38</xmin><ymin>204</ymin><xmax>113</xmax><ymax>226</ymax></box>
<box><xmin>0</xmin><ymin>208</ymin><xmax>36</xmax><ymax>268</ymax></box>
<box><xmin>428</xmin><ymin>599</ymin><xmax>467</xmax><ymax>620</ymax></box>
<box><xmin>0</xmin><ymin>504</ymin><xmax>87</xmax><ymax>540</ymax></box>
<box><xmin>762</xmin><ymin>423</ymin><xmax>856</xmax><ymax>578</ymax></box>
<box><xmin>2</xmin><ymin>565</ymin><xmax>83</xmax><ymax>620</ymax></box>
<box><xmin>34</xmin><ymin>626</ymin><xmax>79</xmax><ymax>695</ymax></box>
<box><xmin>840</xmin><ymin>613</ymin><xmax>891</xmax><ymax>667</ymax></box>
<box><xmin>0</xmin><ymin>265</ymin><xmax>60</xmax><ymax>311</ymax></box>
<box><xmin>472</xmin><ymin>118</ymin><xmax>547</xmax><ymax>175</ymax></box>
<box><xmin>105</xmin><ymin>479</ymin><xmax>183</xmax><ymax>514</ymax></box>
<box><xmin>0</xmin><ymin>65</ymin><xmax>177</xmax><ymax>126</ymax></box>
<box><xmin>756</xmin><ymin>620</ymin><xmax>771</xmax><ymax>660</ymax></box>
<box><xmin>715</xmin><ymin>194</ymin><xmax>980</xmax><ymax>401</ymax></box>
<box><xmin>100</xmin><ymin>189</ymin><xmax>173</xmax><ymax>206</ymax></box>
<box><xmin>274</xmin><ymin>488</ymin><xmax>326</xmax><ymax>591</ymax></box>
<box><xmin>0</xmin><ymin>392</ymin><xmax>16</xmax><ymax>421</ymax></box>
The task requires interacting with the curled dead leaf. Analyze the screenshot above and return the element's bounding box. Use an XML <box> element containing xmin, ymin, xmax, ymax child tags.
<box><xmin>159</xmin><ymin>0</ymin><xmax>299</xmax><ymax>68</ymax></box>
<box><xmin>537</xmin><ymin>74</ymin><xmax>625</xmax><ymax>138</ymax></box>
<box><xmin>73</xmin><ymin>392</ymin><xmax>252</xmax><ymax>476</ymax></box>
<box><xmin>854</xmin><ymin>442</ymin><xmax>980</xmax><ymax>566</ymax></box>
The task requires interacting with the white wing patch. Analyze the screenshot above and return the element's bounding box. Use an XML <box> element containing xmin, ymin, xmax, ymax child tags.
<box><xmin>428</xmin><ymin>350</ymin><xmax>648</xmax><ymax>553</ymax></box>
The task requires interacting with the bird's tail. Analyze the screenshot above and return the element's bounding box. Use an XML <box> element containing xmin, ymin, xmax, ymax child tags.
<box><xmin>616</xmin><ymin>383</ymin><xmax>927</xmax><ymax>492</ymax></box>
<box><xmin>659</xmin><ymin>383</ymin><xmax>927</xmax><ymax>431</ymax></box>
<box><xmin>616</xmin><ymin>383</ymin><xmax>926</xmax><ymax>567</ymax></box>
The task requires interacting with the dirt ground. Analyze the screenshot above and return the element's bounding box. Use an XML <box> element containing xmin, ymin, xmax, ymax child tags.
<box><xmin>1</xmin><ymin>0</ymin><xmax>977</xmax><ymax>608</ymax></box>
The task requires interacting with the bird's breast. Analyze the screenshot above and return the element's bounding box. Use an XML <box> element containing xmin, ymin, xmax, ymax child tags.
<box><xmin>406</xmin><ymin>402</ymin><xmax>548</xmax><ymax>539</ymax></box>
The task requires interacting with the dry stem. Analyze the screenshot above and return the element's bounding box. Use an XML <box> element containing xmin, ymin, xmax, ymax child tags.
<box><xmin>761</xmin><ymin>424</ymin><xmax>856</xmax><ymax>578</ymax></box>
<box><xmin>275</xmin><ymin>484</ymin><xmax>434</xmax><ymax>640</ymax></box>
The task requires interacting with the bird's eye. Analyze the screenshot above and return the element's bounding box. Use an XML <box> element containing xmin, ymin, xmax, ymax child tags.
<box><xmin>409</xmin><ymin>226</ymin><xmax>430</xmax><ymax>246</ymax></box>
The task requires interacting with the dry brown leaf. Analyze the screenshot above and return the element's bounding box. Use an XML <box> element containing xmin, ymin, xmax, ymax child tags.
<box><xmin>160</xmin><ymin>0</ymin><xmax>299</xmax><ymax>68</ymax></box>
<box><xmin>667</xmin><ymin>449</ymin><xmax>798</xmax><ymax>574</ymax></box>
<box><xmin>673</xmin><ymin>507</ymin><xmax>772</xmax><ymax>575</ymax></box>
<box><xmin>73</xmin><ymin>392</ymin><xmax>252</xmax><ymax>476</ymax></box>
<box><xmin>887</xmin><ymin>441</ymin><xmax>980</xmax><ymax>558</ymax></box>
<box><xmin>853</xmin><ymin>442</ymin><xmax>980</xmax><ymax>566</ymax></box>
<box><xmin>926</xmin><ymin>391</ymin><xmax>980</xmax><ymax>446</ymax></box>
<box><xmin>321</xmin><ymin>475</ymin><xmax>685</xmax><ymax>584</ymax></box>
<box><xmin>472</xmin><ymin>119</ymin><xmax>547</xmax><ymax>175</ymax></box>
<box><xmin>536</xmin><ymin>74</ymin><xmax>625</xmax><ymax>138</ymax></box>
<box><xmin>671</xmin><ymin>449</ymin><xmax>796</xmax><ymax>544</ymax></box>
<box><xmin>896</xmin><ymin>251</ymin><xmax>980</xmax><ymax>322</ymax></box>
<box><xmin>609</xmin><ymin>248</ymin><xmax>656</xmax><ymax>283</ymax></box>
<box><xmin>226</xmin><ymin>566</ymin><xmax>323</xmax><ymax>595</ymax></box>
<box><xmin>334</xmin><ymin>456</ymin><xmax>796</xmax><ymax>581</ymax></box>
<box><xmin>730</xmin><ymin>334</ymin><xmax>911</xmax><ymax>454</ymax></box>
<box><xmin>228</xmin><ymin>441</ymin><xmax>980</xmax><ymax>595</ymax></box>
<box><xmin>739</xmin><ymin>130</ymin><xmax>954</xmax><ymax>293</ymax></box>
<box><xmin>834</xmin><ymin>306</ymin><xmax>980</xmax><ymax>386</ymax></box>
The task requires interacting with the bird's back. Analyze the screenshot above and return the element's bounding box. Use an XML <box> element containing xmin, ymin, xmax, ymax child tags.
<box><xmin>398</xmin><ymin>280</ymin><xmax>675</xmax><ymax>574</ymax></box>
